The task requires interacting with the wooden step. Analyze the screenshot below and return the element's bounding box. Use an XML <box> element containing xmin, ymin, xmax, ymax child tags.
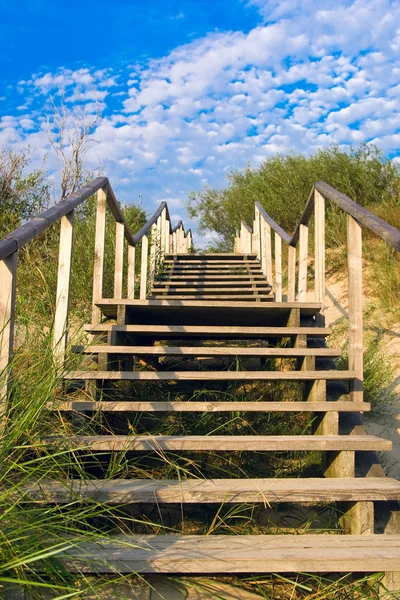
<box><xmin>64</xmin><ymin>369</ymin><xmax>355</xmax><ymax>381</ymax></box>
<box><xmin>43</xmin><ymin>434</ymin><xmax>391</xmax><ymax>452</ymax></box>
<box><xmin>95</xmin><ymin>299</ymin><xmax>322</xmax><ymax>320</ymax></box>
<box><xmin>79</xmin><ymin>345</ymin><xmax>342</xmax><ymax>357</ymax></box>
<box><xmin>56</xmin><ymin>534</ymin><xmax>400</xmax><ymax>573</ymax></box>
<box><xmin>151</xmin><ymin>286</ymin><xmax>272</xmax><ymax>293</ymax></box>
<box><xmin>165</xmin><ymin>253</ymin><xmax>257</xmax><ymax>261</ymax></box>
<box><xmin>164</xmin><ymin>260</ymin><xmax>260</xmax><ymax>266</ymax></box>
<box><xmin>49</xmin><ymin>400</ymin><xmax>370</xmax><ymax>412</ymax></box>
<box><xmin>152</xmin><ymin>282</ymin><xmax>271</xmax><ymax>288</ymax></box>
<box><xmin>23</xmin><ymin>477</ymin><xmax>399</xmax><ymax>504</ymax></box>
<box><xmin>84</xmin><ymin>324</ymin><xmax>330</xmax><ymax>338</ymax></box>
<box><xmin>148</xmin><ymin>295</ymin><xmax>273</xmax><ymax>301</ymax></box>
<box><xmin>156</xmin><ymin>275</ymin><xmax>267</xmax><ymax>281</ymax></box>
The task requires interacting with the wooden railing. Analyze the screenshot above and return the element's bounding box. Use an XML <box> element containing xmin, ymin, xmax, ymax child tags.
<box><xmin>234</xmin><ymin>181</ymin><xmax>400</xmax><ymax>402</ymax></box>
<box><xmin>0</xmin><ymin>177</ymin><xmax>191</xmax><ymax>401</ymax></box>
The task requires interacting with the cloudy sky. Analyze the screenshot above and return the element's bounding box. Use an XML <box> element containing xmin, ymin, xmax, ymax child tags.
<box><xmin>1</xmin><ymin>0</ymin><xmax>400</xmax><ymax>234</ymax></box>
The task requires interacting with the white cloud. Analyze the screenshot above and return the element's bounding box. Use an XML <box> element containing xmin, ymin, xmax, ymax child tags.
<box><xmin>1</xmin><ymin>0</ymin><xmax>400</xmax><ymax>234</ymax></box>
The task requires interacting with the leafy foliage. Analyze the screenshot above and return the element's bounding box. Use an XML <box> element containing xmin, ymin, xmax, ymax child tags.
<box><xmin>0</xmin><ymin>148</ymin><xmax>50</xmax><ymax>237</ymax></box>
<box><xmin>188</xmin><ymin>144</ymin><xmax>400</xmax><ymax>250</ymax></box>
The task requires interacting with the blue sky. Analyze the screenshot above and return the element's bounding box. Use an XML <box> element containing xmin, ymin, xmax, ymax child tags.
<box><xmin>1</xmin><ymin>0</ymin><xmax>400</xmax><ymax>240</ymax></box>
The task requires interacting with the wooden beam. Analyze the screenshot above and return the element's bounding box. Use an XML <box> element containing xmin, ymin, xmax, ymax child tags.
<box><xmin>0</xmin><ymin>251</ymin><xmax>17</xmax><ymax>422</ymax></box>
<box><xmin>114</xmin><ymin>221</ymin><xmax>124</xmax><ymax>299</ymax></box>
<box><xmin>127</xmin><ymin>245</ymin><xmax>135</xmax><ymax>299</ymax></box>
<box><xmin>140</xmin><ymin>234</ymin><xmax>149</xmax><ymax>300</ymax></box>
<box><xmin>287</xmin><ymin>245</ymin><xmax>296</xmax><ymax>302</ymax></box>
<box><xmin>91</xmin><ymin>187</ymin><xmax>107</xmax><ymax>326</ymax></box>
<box><xmin>274</xmin><ymin>233</ymin><xmax>282</xmax><ymax>302</ymax></box>
<box><xmin>298</xmin><ymin>223</ymin><xmax>308</xmax><ymax>301</ymax></box>
<box><xmin>347</xmin><ymin>215</ymin><xmax>363</xmax><ymax>403</ymax></box>
<box><xmin>53</xmin><ymin>210</ymin><xmax>75</xmax><ymax>367</ymax></box>
<box><xmin>314</xmin><ymin>189</ymin><xmax>326</xmax><ymax>325</ymax></box>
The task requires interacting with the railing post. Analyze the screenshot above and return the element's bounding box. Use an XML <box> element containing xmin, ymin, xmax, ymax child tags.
<box><xmin>261</xmin><ymin>219</ymin><xmax>273</xmax><ymax>283</ymax></box>
<box><xmin>347</xmin><ymin>214</ymin><xmax>363</xmax><ymax>402</ymax></box>
<box><xmin>53</xmin><ymin>210</ymin><xmax>75</xmax><ymax>367</ymax></box>
<box><xmin>0</xmin><ymin>250</ymin><xmax>17</xmax><ymax>422</ymax></box>
<box><xmin>149</xmin><ymin>223</ymin><xmax>157</xmax><ymax>287</ymax></box>
<box><xmin>298</xmin><ymin>224</ymin><xmax>308</xmax><ymax>301</ymax></box>
<box><xmin>252</xmin><ymin>210</ymin><xmax>260</xmax><ymax>257</ymax></box>
<box><xmin>127</xmin><ymin>245</ymin><xmax>136</xmax><ymax>299</ymax></box>
<box><xmin>314</xmin><ymin>189</ymin><xmax>326</xmax><ymax>324</ymax></box>
<box><xmin>140</xmin><ymin>234</ymin><xmax>149</xmax><ymax>299</ymax></box>
<box><xmin>287</xmin><ymin>245</ymin><xmax>296</xmax><ymax>301</ymax></box>
<box><xmin>92</xmin><ymin>187</ymin><xmax>107</xmax><ymax>325</ymax></box>
<box><xmin>165</xmin><ymin>220</ymin><xmax>170</xmax><ymax>254</ymax></box>
<box><xmin>161</xmin><ymin>209</ymin><xmax>167</xmax><ymax>255</ymax></box>
<box><xmin>114</xmin><ymin>221</ymin><xmax>124</xmax><ymax>299</ymax></box>
<box><xmin>274</xmin><ymin>233</ymin><xmax>282</xmax><ymax>302</ymax></box>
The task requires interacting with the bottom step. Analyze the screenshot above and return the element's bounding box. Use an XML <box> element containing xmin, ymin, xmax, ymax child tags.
<box><xmin>61</xmin><ymin>534</ymin><xmax>400</xmax><ymax>573</ymax></box>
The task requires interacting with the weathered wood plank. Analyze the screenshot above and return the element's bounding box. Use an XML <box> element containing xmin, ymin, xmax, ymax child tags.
<box><xmin>48</xmin><ymin>400</ymin><xmax>370</xmax><ymax>413</ymax></box>
<box><xmin>64</xmin><ymin>369</ymin><xmax>355</xmax><ymax>381</ymax></box>
<box><xmin>84</xmin><ymin>324</ymin><xmax>331</xmax><ymax>338</ymax></box>
<box><xmin>81</xmin><ymin>345</ymin><xmax>342</xmax><ymax>357</ymax></box>
<box><xmin>58</xmin><ymin>534</ymin><xmax>400</xmax><ymax>573</ymax></box>
<box><xmin>43</xmin><ymin>434</ymin><xmax>391</xmax><ymax>452</ymax></box>
<box><xmin>24</xmin><ymin>477</ymin><xmax>399</xmax><ymax>504</ymax></box>
<box><xmin>127</xmin><ymin>245</ymin><xmax>135</xmax><ymax>299</ymax></box>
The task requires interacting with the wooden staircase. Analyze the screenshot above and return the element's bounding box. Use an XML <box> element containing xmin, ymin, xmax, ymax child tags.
<box><xmin>1</xmin><ymin>178</ymin><xmax>400</xmax><ymax>595</ymax></box>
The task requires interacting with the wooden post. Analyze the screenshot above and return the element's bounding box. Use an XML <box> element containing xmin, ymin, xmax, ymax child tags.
<box><xmin>314</xmin><ymin>190</ymin><xmax>326</xmax><ymax>324</ymax></box>
<box><xmin>287</xmin><ymin>245</ymin><xmax>296</xmax><ymax>302</ymax></box>
<box><xmin>261</xmin><ymin>219</ymin><xmax>273</xmax><ymax>283</ymax></box>
<box><xmin>92</xmin><ymin>187</ymin><xmax>107</xmax><ymax>325</ymax></box>
<box><xmin>160</xmin><ymin>209</ymin><xmax>167</xmax><ymax>255</ymax></box>
<box><xmin>0</xmin><ymin>251</ymin><xmax>17</xmax><ymax>421</ymax></box>
<box><xmin>165</xmin><ymin>220</ymin><xmax>170</xmax><ymax>254</ymax></box>
<box><xmin>274</xmin><ymin>233</ymin><xmax>282</xmax><ymax>302</ymax></box>
<box><xmin>53</xmin><ymin>210</ymin><xmax>75</xmax><ymax>367</ymax></box>
<box><xmin>114</xmin><ymin>221</ymin><xmax>124</xmax><ymax>299</ymax></box>
<box><xmin>140</xmin><ymin>234</ymin><xmax>149</xmax><ymax>299</ymax></box>
<box><xmin>298</xmin><ymin>223</ymin><xmax>308</xmax><ymax>301</ymax></box>
<box><xmin>127</xmin><ymin>245</ymin><xmax>136</xmax><ymax>299</ymax></box>
<box><xmin>149</xmin><ymin>223</ymin><xmax>157</xmax><ymax>284</ymax></box>
<box><xmin>347</xmin><ymin>215</ymin><xmax>363</xmax><ymax>403</ymax></box>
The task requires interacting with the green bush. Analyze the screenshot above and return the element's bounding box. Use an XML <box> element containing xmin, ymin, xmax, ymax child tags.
<box><xmin>188</xmin><ymin>143</ymin><xmax>400</xmax><ymax>250</ymax></box>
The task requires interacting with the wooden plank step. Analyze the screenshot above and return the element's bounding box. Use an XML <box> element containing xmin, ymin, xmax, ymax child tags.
<box><xmin>166</xmin><ymin>269</ymin><xmax>264</xmax><ymax>274</ymax></box>
<box><xmin>43</xmin><ymin>434</ymin><xmax>391</xmax><ymax>452</ymax></box>
<box><xmin>23</xmin><ymin>477</ymin><xmax>399</xmax><ymax>504</ymax></box>
<box><xmin>48</xmin><ymin>400</ymin><xmax>370</xmax><ymax>412</ymax></box>
<box><xmin>165</xmin><ymin>254</ymin><xmax>257</xmax><ymax>260</ymax></box>
<box><xmin>80</xmin><ymin>345</ymin><xmax>342</xmax><ymax>357</ymax></box>
<box><xmin>56</xmin><ymin>534</ymin><xmax>400</xmax><ymax>573</ymax></box>
<box><xmin>148</xmin><ymin>295</ymin><xmax>273</xmax><ymax>301</ymax></box>
<box><xmin>151</xmin><ymin>286</ymin><xmax>272</xmax><ymax>293</ymax></box>
<box><xmin>156</xmin><ymin>275</ymin><xmax>267</xmax><ymax>281</ymax></box>
<box><xmin>84</xmin><ymin>325</ymin><xmax>330</xmax><ymax>338</ymax></box>
<box><xmin>95</xmin><ymin>299</ymin><xmax>322</xmax><ymax>319</ymax></box>
<box><xmin>64</xmin><ymin>370</ymin><xmax>355</xmax><ymax>381</ymax></box>
<box><xmin>152</xmin><ymin>282</ymin><xmax>271</xmax><ymax>288</ymax></box>
<box><xmin>162</xmin><ymin>258</ymin><xmax>260</xmax><ymax>267</ymax></box>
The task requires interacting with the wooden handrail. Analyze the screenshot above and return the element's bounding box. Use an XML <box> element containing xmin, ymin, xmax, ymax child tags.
<box><xmin>234</xmin><ymin>181</ymin><xmax>400</xmax><ymax>416</ymax></box>
<box><xmin>0</xmin><ymin>177</ymin><xmax>191</xmax><ymax>414</ymax></box>
<box><xmin>254</xmin><ymin>203</ymin><xmax>291</xmax><ymax>245</ymax></box>
<box><xmin>0</xmin><ymin>177</ymin><xmax>108</xmax><ymax>260</ymax></box>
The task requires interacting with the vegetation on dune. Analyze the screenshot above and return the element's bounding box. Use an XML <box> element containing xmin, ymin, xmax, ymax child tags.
<box><xmin>187</xmin><ymin>143</ymin><xmax>400</xmax><ymax>250</ymax></box>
